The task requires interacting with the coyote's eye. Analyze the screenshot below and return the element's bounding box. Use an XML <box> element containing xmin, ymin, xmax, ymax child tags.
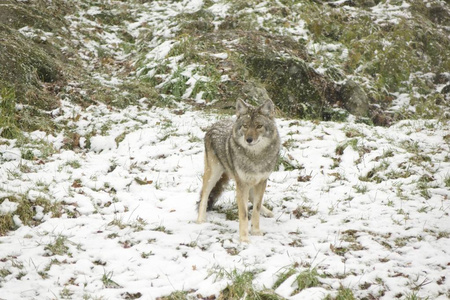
<box><xmin>256</xmin><ymin>124</ymin><xmax>263</xmax><ymax>129</ymax></box>
<box><xmin>242</xmin><ymin>124</ymin><xmax>248</xmax><ymax>129</ymax></box>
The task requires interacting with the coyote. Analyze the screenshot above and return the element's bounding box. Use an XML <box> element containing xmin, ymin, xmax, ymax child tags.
<box><xmin>197</xmin><ymin>99</ymin><xmax>280</xmax><ymax>242</ymax></box>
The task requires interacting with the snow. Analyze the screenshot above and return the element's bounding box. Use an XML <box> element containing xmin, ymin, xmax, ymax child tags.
<box><xmin>90</xmin><ymin>135</ymin><xmax>117</xmax><ymax>153</ymax></box>
<box><xmin>1</xmin><ymin>100</ymin><xmax>449</xmax><ymax>299</ymax></box>
<box><xmin>0</xmin><ymin>199</ymin><xmax>18</xmax><ymax>215</ymax></box>
<box><xmin>209</xmin><ymin>52</ymin><xmax>228</xmax><ymax>59</ymax></box>
<box><xmin>145</xmin><ymin>40</ymin><xmax>176</xmax><ymax>62</ymax></box>
<box><xmin>182</xmin><ymin>0</ymin><xmax>204</xmax><ymax>13</ymax></box>
<box><xmin>208</xmin><ymin>2</ymin><xmax>231</xmax><ymax>18</ymax></box>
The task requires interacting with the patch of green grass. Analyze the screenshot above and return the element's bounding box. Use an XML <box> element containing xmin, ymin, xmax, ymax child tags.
<box><xmin>157</xmin><ymin>291</ymin><xmax>189</xmax><ymax>300</ymax></box>
<box><xmin>335</xmin><ymin>139</ymin><xmax>358</xmax><ymax>155</ymax></box>
<box><xmin>102</xmin><ymin>270</ymin><xmax>122</xmax><ymax>289</ymax></box>
<box><xmin>359</xmin><ymin>160</ymin><xmax>390</xmax><ymax>183</ymax></box>
<box><xmin>0</xmin><ymin>213</ymin><xmax>15</xmax><ymax>236</ymax></box>
<box><xmin>0</xmin><ymin>268</ymin><xmax>12</xmax><ymax>279</ymax></box>
<box><xmin>324</xmin><ymin>285</ymin><xmax>356</xmax><ymax>300</ymax></box>
<box><xmin>294</xmin><ymin>268</ymin><xmax>321</xmax><ymax>293</ymax></box>
<box><xmin>140</xmin><ymin>251</ymin><xmax>154</xmax><ymax>259</ymax></box>
<box><xmin>168</xmin><ymin>36</ymin><xmax>202</xmax><ymax>62</ymax></box>
<box><xmin>188</xmin><ymin>132</ymin><xmax>202</xmax><ymax>143</ymax></box>
<box><xmin>220</xmin><ymin>4</ymin><xmax>259</xmax><ymax>31</ymax></box>
<box><xmin>401</xmin><ymin>140</ymin><xmax>420</xmax><ymax>154</ymax></box>
<box><xmin>87</xmin><ymin>78</ymin><xmax>160</xmax><ymax>109</ymax></box>
<box><xmin>108</xmin><ymin>216</ymin><xmax>147</xmax><ymax>232</ymax></box>
<box><xmin>437</xmin><ymin>231</ymin><xmax>449</xmax><ymax>239</ymax></box>
<box><xmin>344</xmin><ymin>127</ymin><xmax>365</xmax><ymax>138</ymax></box>
<box><xmin>220</xmin><ymin>270</ymin><xmax>255</xmax><ymax>299</ymax></box>
<box><xmin>407</xmin><ymin>93</ymin><xmax>447</xmax><ymax>120</ymax></box>
<box><xmin>215</xmin><ymin>205</ymin><xmax>239</xmax><ymax>221</ymax></box>
<box><xmin>335</xmin><ymin>286</ymin><xmax>355</xmax><ymax>300</ymax></box>
<box><xmin>108</xmin><ymin>216</ymin><xmax>127</xmax><ymax>230</ymax></box>
<box><xmin>192</xmin><ymin>64</ymin><xmax>221</xmax><ymax>102</ymax></box>
<box><xmin>176</xmin><ymin>8</ymin><xmax>216</xmax><ymax>35</ymax></box>
<box><xmin>273</xmin><ymin>267</ymin><xmax>296</xmax><ymax>290</ymax></box>
<box><xmin>60</xmin><ymin>287</ymin><xmax>74</xmax><ymax>299</ymax></box>
<box><xmin>66</xmin><ymin>160</ymin><xmax>81</xmax><ymax>169</ymax></box>
<box><xmin>21</xmin><ymin>149</ymin><xmax>34</xmax><ymax>160</ymax></box>
<box><xmin>131</xmin><ymin>217</ymin><xmax>147</xmax><ymax>232</ymax></box>
<box><xmin>341</xmin><ymin>229</ymin><xmax>357</xmax><ymax>243</ymax></box>
<box><xmin>0</xmin><ymin>195</ymin><xmax>62</xmax><ymax>235</ymax></box>
<box><xmin>377</xmin><ymin>149</ymin><xmax>395</xmax><ymax>160</ymax></box>
<box><xmin>44</xmin><ymin>236</ymin><xmax>70</xmax><ymax>256</ymax></box>
<box><xmin>354</xmin><ymin>184</ymin><xmax>368</xmax><ymax>194</ymax></box>
<box><xmin>152</xmin><ymin>225</ymin><xmax>173</xmax><ymax>235</ymax></box>
<box><xmin>292</xmin><ymin>204</ymin><xmax>317</xmax><ymax>219</ymax></box>
<box><xmin>0</xmin><ymin>87</ymin><xmax>21</xmax><ymax>139</ymax></box>
<box><xmin>161</xmin><ymin>67</ymin><xmax>189</xmax><ymax>101</ymax></box>
<box><xmin>387</xmin><ymin>163</ymin><xmax>414</xmax><ymax>181</ymax></box>
<box><xmin>416</xmin><ymin>174</ymin><xmax>434</xmax><ymax>200</ymax></box>
<box><xmin>403</xmin><ymin>291</ymin><xmax>430</xmax><ymax>300</ymax></box>
<box><xmin>417</xmin><ymin>205</ymin><xmax>430</xmax><ymax>213</ymax></box>
<box><xmin>330</xmin><ymin>243</ymin><xmax>348</xmax><ymax>257</ymax></box>
<box><xmin>443</xmin><ymin>174</ymin><xmax>450</xmax><ymax>188</ymax></box>
<box><xmin>394</xmin><ymin>237</ymin><xmax>410</xmax><ymax>248</ymax></box>
<box><xmin>323</xmin><ymin>107</ymin><xmax>349</xmax><ymax>122</ymax></box>
<box><xmin>219</xmin><ymin>269</ymin><xmax>283</xmax><ymax>300</ymax></box>
<box><xmin>282</xmin><ymin>138</ymin><xmax>297</xmax><ymax>150</ymax></box>
<box><xmin>277</xmin><ymin>154</ymin><xmax>303</xmax><ymax>171</ymax></box>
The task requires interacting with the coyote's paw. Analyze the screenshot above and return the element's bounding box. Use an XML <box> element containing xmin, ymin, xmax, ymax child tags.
<box><xmin>261</xmin><ymin>205</ymin><xmax>274</xmax><ymax>218</ymax></box>
<box><xmin>250</xmin><ymin>229</ymin><xmax>263</xmax><ymax>236</ymax></box>
<box><xmin>196</xmin><ymin>217</ymin><xmax>206</xmax><ymax>224</ymax></box>
<box><xmin>239</xmin><ymin>235</ymin><xmax>250</xmax><ymax>243</ymax></box>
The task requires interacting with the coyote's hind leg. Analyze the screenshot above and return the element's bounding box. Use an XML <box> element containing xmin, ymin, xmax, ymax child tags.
<box><xmin>197</xmin><ymin>152</ymin><xmax>224</xmax><ymax>223</ymax></box>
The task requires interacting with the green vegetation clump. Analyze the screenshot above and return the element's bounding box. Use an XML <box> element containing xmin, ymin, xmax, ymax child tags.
<box><xmin>0</xmin><ymin>195</ymin><xmax>62</xmax><ymax>236</ymax></box>
<box><xmin>324</xmin><ymin>285</ymin><xmax>356</xmax><ymax>300</ymax></box>
<box><xmin>219</xmin><ymin>270</ymin><xmax>284</xmax><ymax>300</ymax></box>
<box><xmin>0</xmin><ymin>88</ymin><xmax>20</xmax><ymax>139</ymax></box>
<box><xmin>273</xmin><ymin>267</ymin><xmax>297</xmax><ymax>290</ymax></box>
<box><xmin>295</xmin><ymin>268</ymin><xmax>321</xmax><ymax>292</ymax></box>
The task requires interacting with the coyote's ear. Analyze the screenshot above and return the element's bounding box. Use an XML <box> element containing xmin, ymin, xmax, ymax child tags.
<box><xmin>236</xmin><ymin>99</ymin><xmax>249</xmax><ymax>117</ymax></box>
<box><xmin>259</xmin><ymin>100</ymin><xmax>275</xmax><ymax>117</ymax></box>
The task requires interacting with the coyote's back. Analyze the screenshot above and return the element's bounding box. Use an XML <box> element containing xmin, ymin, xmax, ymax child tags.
<box><xmin>197</xmin><ymin>99</ymin><xmax>280</xmax><ymax>242</ymax></box>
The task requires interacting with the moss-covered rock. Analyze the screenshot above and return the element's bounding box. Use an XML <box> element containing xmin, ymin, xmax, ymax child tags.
<box><xmin>339</xmin><ymin>80</ymin><xmax>369</xmax><ymax>117</ymax></box>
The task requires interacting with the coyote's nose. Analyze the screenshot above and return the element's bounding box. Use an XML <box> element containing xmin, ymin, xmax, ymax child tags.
<box><xmin>246</xmin><ymin>137</ymin><xmax>253</xmax><ymax>144</ymax></box>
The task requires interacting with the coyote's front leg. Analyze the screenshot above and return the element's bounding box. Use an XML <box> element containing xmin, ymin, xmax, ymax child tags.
<box><xmin>250</xmin><ymin>180</ymin><xmax>267</xmax><ymax>236</ymax></box>
<box><xmin>236</xmin><ymin>180</ymin><xmax>250</xmax><ymax>243</ymax></box>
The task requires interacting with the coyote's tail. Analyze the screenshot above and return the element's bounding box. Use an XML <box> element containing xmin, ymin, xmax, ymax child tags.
<box><xmin>197</xmin><ymin>173</ymin><xmax>229</xmax><ymax>211</ymax></box>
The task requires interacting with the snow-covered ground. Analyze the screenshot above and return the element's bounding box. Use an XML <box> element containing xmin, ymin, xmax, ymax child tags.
<box><xmin>1</xmin><ymin>100</ymin><xmax>449</xmax><ymax>299</ymax></box>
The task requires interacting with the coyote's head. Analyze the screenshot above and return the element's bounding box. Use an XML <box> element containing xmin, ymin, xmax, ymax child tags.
<box><xmin>233</xmin><ymin>99</ymin><xmax>278</xmax><ymax>149</ymax></box>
